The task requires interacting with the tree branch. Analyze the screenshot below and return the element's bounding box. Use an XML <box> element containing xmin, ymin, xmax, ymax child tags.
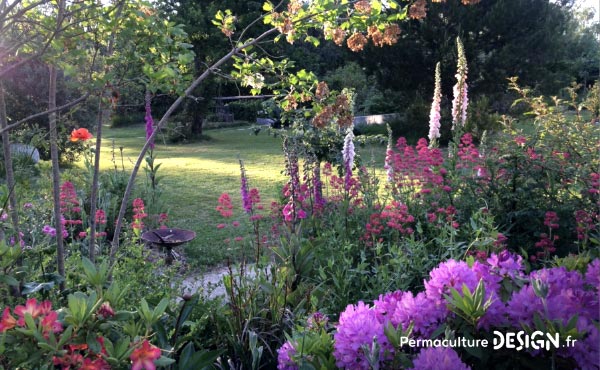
<box><xmin>0</xmin><ymin>93</ymin><xmax>89</xmax><ymax>134</ymax></box>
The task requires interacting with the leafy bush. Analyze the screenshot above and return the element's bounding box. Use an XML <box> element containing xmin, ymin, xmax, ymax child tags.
<box><xmin>164</xmin><ymin>119</ymin><xmax>193</xmax><ymax>143</ymax></box>
<box><xmin>226</xmin><ymin>100</ymin><xmax>263</xmax><ymax>122</ymax></box>
<box><xmin>353</xmin><ymin>123</ymin><xmax>388</xmax><ymax>137</ymax></box>
<box><xmin>110</xmin><ymin>112</ymin><xmax>145</xmax><ymax>128</ymax></box>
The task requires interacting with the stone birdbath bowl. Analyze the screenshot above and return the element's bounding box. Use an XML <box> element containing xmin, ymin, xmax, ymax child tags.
<box><xmin>141</xmin><ymin>228</ymin><xmax>196</xmax><ymax>265</ymax></box>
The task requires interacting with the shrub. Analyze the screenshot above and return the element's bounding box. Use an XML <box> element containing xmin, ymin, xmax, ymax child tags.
<box><xmin>226</xmin><ymin>100</ymin><xmax>263</xmax><ymax>122</ymax></box>
<box><xmin>164</xmin><ymin>119</ymin><xmax>193</xmax><ymax>143</ymax></box>
<box><xmin>110</xmin><ymin>112</ymin><xmax>145</xmax><ymax>128</ymax></box>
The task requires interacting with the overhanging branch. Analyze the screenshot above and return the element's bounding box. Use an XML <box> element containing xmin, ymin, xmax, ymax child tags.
<box><xmin>0</xmin><ymin>92</ymin><xmax>89</xmax><ymax>134</ymax></box>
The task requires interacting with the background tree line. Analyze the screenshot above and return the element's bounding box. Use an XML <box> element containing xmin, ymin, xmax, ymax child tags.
<box><xmin>155</xmin><ymin>0</ymin><xmax>599</xmax><ymax>139</ymax></box>
<box><xmin>3</xmin><ymin>0</ymin><xmax>599</xmax><ymax>146</ymax></box>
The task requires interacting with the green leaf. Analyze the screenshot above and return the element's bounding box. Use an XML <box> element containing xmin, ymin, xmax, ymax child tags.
<box><xmin>82</xmin><ymin>257</ymin><xmax>96</xmax><ymax>277</ymax></box>
<box><xmin>115</xmin><ymin>337</ymin><xmax>131</xmax><ymax>359</ymax></box>
<box><xmin>263</xmin><ymin>1</ymin><xmax>274</xmax><ymax>12</ymax></box>
<box><xmin>57</xmin><ymin>326</ymin><xmax>74</xmax><ymax>348</ymax></box>
<box><xmin>87</xmin><ymin>334</ymin><xmax>102</xmax><ymax>354</ymax></box>
<box><xmin>0</xmin><ymin>274</ymin><xmax>18</xmax><ymax>286</ymax></box>
<box><xmin>178</xmin><ymin>342</ymin><xmax>195</xmax><ymax>369</ymax></box>
<box><xmin>177</xmin><ymin>295</ymin><xmax>199</xmax><ymax>331</ymax></box>
<box><xmin>154</xmin><ymin>356</ymin><xmax>176</xmax><ymax>366</ymax></box>
<box><xmin>152</xmin><ymin>298</ymin><xmax>169</xmax><ymax>320</ymax></box>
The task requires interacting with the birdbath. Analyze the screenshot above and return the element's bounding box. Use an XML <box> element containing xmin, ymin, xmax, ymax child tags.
<box><xmin>141</xmin><ymin>228</ymin><xmax>196</xmax><ymax>265</ymax></box>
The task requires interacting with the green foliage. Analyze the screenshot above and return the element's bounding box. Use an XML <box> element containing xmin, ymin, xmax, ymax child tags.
<box><xmin>354</xmin><ymin>123</ymin><xmax>388</xmax><ymax>137</ymax></box>
<box><xmin>465</xmin><ymin>95</ymin><xmax>503</xmax><ymax>140</ymax></box>
<box><xmin>387</xmin><ymin>96</ymin><xmax>433</xmax><ymax>143</ymax></box>
<box><xmin>445</xmin><ymin>280</ymin><xmax>493</xmax><ymax>328</ymax></box>
<box><xmin>164</xmin><ymin>118</ymin><xmax>194</xmax><ymax>144</ymax></box>
<box><xmin>226</xmin><ymin>100</ymin><xmax>263</xmax><ymax>122</ymax></box>
<box><xmin>111</xmin><ymin>112</ymin><xmax>145</xmax><ymax>128</ymax></box>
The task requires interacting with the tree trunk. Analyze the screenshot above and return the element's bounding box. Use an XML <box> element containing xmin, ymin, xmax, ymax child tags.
<box><xmin>191</xmin><ymin>101</ymin><xmax>203</xmax><ymax>137</ymax></box>
<box><xmin>87</xmin><ymin>99</ymin><xmax>103</xmax><ymax>262</ymax></box>
<box><xmin>48</xmin><ymin>64</ymin><xmax>66</xmax><ymax>291</ymax></box>
<box><xmin>88</xmin><ymin>0</ymin><xmax>124</xmax><ymax>262</ymax></box>
<box><xmin>0</xmin><ymin>82</ymin><xmax>19</xmax><ymax>237</ymax></box>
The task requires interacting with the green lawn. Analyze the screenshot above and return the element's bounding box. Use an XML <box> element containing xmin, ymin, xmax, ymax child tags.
<box><xmin>94</xmin><ymin>123</ymin><xmax>388</xmax><ymax>268</ymax></box>
<box><xmin>98</xmin><ymin>124</ymin><xmax>286</xmax><ymax>267</ymax></box>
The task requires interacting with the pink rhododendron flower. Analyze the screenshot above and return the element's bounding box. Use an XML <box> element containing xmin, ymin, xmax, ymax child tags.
<box><xmin>130</xmin><ymin>340</ymin><xmax>161</xmax><ymax>370</ymax></box>
<box><xmin>0</xmin><ymin>307</ymin><xmax>16</xmax><ymax>332</ymax></box>
<box><xmin>14</xmin><ymin>298</ymin><xmax>51</xmax><ymax>325</ymax></box>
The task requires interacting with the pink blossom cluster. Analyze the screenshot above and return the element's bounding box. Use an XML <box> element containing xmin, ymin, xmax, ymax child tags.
<box><xmin>456</xmin><ymin>133</ymin><xmax>486</xmax><ymax>178</ymax></box>
<box><xmin>131</xmin><ymin>198</ymin><xmax>147</xmax><ymax>231</ymax></box>
<box><xmin>216</xmin><ymin>193</ymin><xmax>234</xmax><ymax>218</ymax></box>
<box><xmin>282</xmin><ymin>141</ymin><xmax>307</xmax><ymax>223</ymax></box>
<box><xmin>574</xmin><ymin>209</ymin><xmax>598</xmax><ymax>242</ymax></box>
<box><xmin>60</xmin><ymin>181</ymin><xmax>83</xmax><ymax>227</ymax></box>
<box><xmin>428</xmin><ymin>62</ymin><xmax>442</xmax><ymax>144</ymax></box>
<box><xmin>361</xmin><ymin>201</ymin><xmax>415</xmax><ymax>245</ymax></box>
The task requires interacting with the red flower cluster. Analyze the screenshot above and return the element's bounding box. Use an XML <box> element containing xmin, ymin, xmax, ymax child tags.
<box><xmin>574</xmin><ymin>209</ymin><xmax>598</xmax><ymax>242</ymax></box>
<box><xmin>158</xmin><ymin>213</ymin><xmax>169</xmax><ymax>229</ymax></box>
<box><xmin>94</xmin><ymin>209</ymin><xmax>108</xmax><ymax>238</ymax></box>
<box><xmin>387</xmin><ymin>137</ymin><xmax>445</xmax><ymax>195</ymax></box>
<box><xmin>53</xmin><ymin>337</ymin><xmax>109</xmax><ymax>370</ymax></box>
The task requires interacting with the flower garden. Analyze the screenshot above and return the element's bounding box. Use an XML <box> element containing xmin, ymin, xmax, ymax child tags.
<box><xmin>2</xmin><ymin>67</ymin><xmax>598</xmax><ymax>369</ymax></box>
<box><xmin>0</xmin><ymin>0</ymin><xmax>599</xmax><ymax>369</ymax></box>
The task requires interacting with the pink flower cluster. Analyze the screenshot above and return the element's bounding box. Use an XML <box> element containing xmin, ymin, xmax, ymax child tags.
<box><xmin>574</xmin><ymin>209</ymin><xmax>598</xmax><ymax>242</ymax></box>
<box><xmin>216</xmin><ymin>193</ymin><xmax>234</xmax><ymax>218</ymax></box>
<box><xmin>93</xmin><ymin>209</ymin><xmax>108</xmax><ymax>238</ymax></box>
<box><xmin>532</xmin><ymin>211</ymin><xmax>561</xmax><ymax>261</ymax></box>
<box><xmin>60</xmin><ymin>181</ymin><xmax>83</xmax><ymax>227</ymax></box>
<box><xmin>131</xmin><ymin>198</ymin><xmax>147</xmax><ymax>231</ymax></box>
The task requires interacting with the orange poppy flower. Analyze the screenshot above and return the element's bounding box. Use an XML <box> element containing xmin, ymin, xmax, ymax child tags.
<box><xmin>70</xmin><ymin>128</ymin><xmax>93</xmax><ymax>142</ymax></box>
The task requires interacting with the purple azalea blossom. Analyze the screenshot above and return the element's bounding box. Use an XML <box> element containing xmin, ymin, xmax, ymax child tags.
<box><xmin>333</xmin><ymin>301</ymin><xmax>391</xmax><ymax>369</ymax></box>
<box><xmin>42</xmin><ymin>225</ymin><xmax>57</xmax><ymax>237</ymax></box>
<box><xmin>277</xmin><ymin>341</ymin><xmax>298</xmax><ymax>370</ymax></box>
<box><xmin>411</xmin><ymin>347</ymin><xmax>471</xmax><ymax>370</ymax></box>
<box><xmin>585</xmin><ymin>258</ymin><xmax>600</xmax><ymax>290</ymax></box>
<box><xmin>389</xmin><ymin>291</ymin><xmax>447</xmax><ymax>338</ymax></box>
<box><xmin>486</xmin><ymin>250</ymin><xmax>525</xmax><ymax>279</ymax></box>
